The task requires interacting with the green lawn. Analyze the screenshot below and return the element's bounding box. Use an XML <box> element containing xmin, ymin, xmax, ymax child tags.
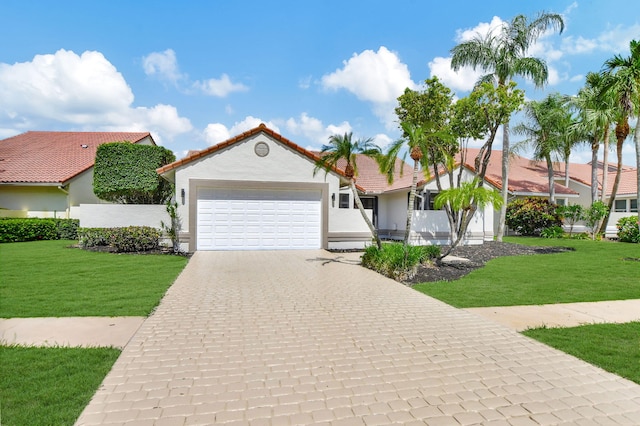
<box><xmin>0</xmin><ymin>345</ymin><xmax>121</xmax><ymax>426</ymax></box>
<box><xmin>414</xmin><ymin>237</ymin><xmax>640</xmax><ymax>308</ymax></box>
<box><xmin>0</xmin><ymin>239</ymin><xmax>189</xmax><ymax>317</ymax></box>
<box><xmin>523</xmin><ymin>322</ymin><xmax>640</xmax><ymax>385</ymax></box>
<box><xmin>0</xmin><ymin>239</ymin><xmax>189</xmax><ymax>425</ymax></box>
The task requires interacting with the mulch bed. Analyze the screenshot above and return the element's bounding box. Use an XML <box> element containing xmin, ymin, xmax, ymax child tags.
<box><xmin>407</xmin><ymin>241</ymin><xmax>573</xmax><ymax>284</ymax></box>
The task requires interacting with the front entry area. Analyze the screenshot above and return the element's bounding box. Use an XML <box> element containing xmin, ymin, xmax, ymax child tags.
<box><xmin>196</xmin><ymin>187</ymin><xmax>322</xmax><ymax>250</ymax></box>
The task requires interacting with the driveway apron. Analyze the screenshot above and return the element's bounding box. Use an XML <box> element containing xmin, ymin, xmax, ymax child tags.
<box><xmin>76</xmin><ymin>250</ymin><xmax>640</xmax><ymax>425</ymax></box>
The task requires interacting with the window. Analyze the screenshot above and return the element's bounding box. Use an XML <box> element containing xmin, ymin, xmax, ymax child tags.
<box><xmin>631</xmin><ymin>199</ymin><xmax>638</xmax><ymax>213</ymax></box>
<box><xmin>339</xmin><ymin>193</ymin><xmax>350</xmax><ymax>209</ymax></box>
<box><xmin>359</xmin><ymin>197</ymin><xmax>375</xmax><ymax>210</ymax></box>
<box><xmin>614</xmin><ymin>199</ymin><xmax>627</xmax><ymax>212</ymax></box>
<box><xmin>556</xmin><ymin>198</ymin><xmax>566</xmax><ymax>206</ymax></box>
<box><xmin>408</xmin><ymin>192</ymin><xmax>425</xmax><ymax>210</ymax></box>
<box><xmin>427</xmin><ymin>191</ymin><xmax>439</xmax><ymax>210</ymax></box>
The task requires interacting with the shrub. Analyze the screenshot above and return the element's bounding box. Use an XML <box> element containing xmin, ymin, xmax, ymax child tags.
<box><xmin>505</xmin><ymin>197</ymin><xmax>563</xmax><ymax>236</ymax></box>
<box><xmin>584</xmin><ymin>201</ymin><xmax>609</xmax><ymax>240</ymax></box>
<box><xmin>78</xmin><ymin>226</ymin><xmax>161</xmax><ymax>252</ymax></box>
<box><xmin>361</xmin><ymin>243</ymin><xmax>437</xmax><ymax>281</ymax></box>
<box><xmin>53</xmin><ymin>219</ymin><xmax>80</xmax><ymax>240</ymax></box>
<box><xmin>557</xmin><ymin>204</ymin><xmax>583</xmax><ymax>236</ymax></box>
<box><xmin>540</xmin><ymin>225</ymin><xmax>565</xmax><ymax>239</ymax></box>
<box><xmin>0</xmin><ymin>218</ymin><xmax>58</xmax><ymax>243</ymax></box>
<box><xmin>111</xmin><ymin>227</ymin><xmax>160</xmax><ymax>252</ymax></box>
<box><xmin>93</xmin><ymin>142</ymin><xmax>175</xmax><ymax>204</ymax></box>
<box><xmin>617</xmin><ymin>216</ymin><xmax>640</xmax><ymax>243</ymax></box>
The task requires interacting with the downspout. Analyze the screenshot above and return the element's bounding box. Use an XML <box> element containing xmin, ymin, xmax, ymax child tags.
<box><xmin>57</xmin><ymin>184</ymin><xmax>70</xmax><ymax>219</ymax></box>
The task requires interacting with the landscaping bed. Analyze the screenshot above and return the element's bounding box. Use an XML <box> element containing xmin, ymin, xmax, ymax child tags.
<box><xmin>408</xmin><ymin>240</ymin><xmax>572</xmax><ymax>283</ymax></box>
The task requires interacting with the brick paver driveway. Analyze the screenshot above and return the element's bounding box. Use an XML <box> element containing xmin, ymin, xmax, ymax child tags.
<box><xmin>76</xmin><ymin>250</ymin><xmax>640</xmax><ymax>425</ymax></box>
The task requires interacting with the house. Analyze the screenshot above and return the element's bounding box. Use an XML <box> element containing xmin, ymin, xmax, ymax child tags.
<box><xmin>157</xmin><ymin>124</ymin><xmax>496</xmax><ymax>251</ymax></box>
<box><xmin>0</xmin><ymin>131</ymin><xmax>155</xmax><ymax>218</ymax></box>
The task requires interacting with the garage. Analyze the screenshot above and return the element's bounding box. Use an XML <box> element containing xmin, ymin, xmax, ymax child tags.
<box><xmin>196</xmin><ymin>187</ymin><xmax>322</xmax><ymax>250</ymax></box>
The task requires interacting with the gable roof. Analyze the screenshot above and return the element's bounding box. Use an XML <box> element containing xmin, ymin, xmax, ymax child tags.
<box><xmin>157</xmin><ymin>123</ymin><xmax>356</xmax><ymax>186</ymax></box>
<box><xmin>0</xmin><ymin>131</ymin><xmax>153</xmax><ymax>185</ymax></box>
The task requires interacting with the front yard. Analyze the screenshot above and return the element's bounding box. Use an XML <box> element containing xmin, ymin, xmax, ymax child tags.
<box><xmin>0</xmin><ymin>240</ymin><xmax>189</xmax><ymax>425</ymax></box>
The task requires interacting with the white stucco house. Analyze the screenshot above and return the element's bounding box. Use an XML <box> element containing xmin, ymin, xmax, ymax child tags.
<box><xmin>157</xmin><ymin>124</ymin><xmax>495</xmax><ymax>251</ymax></box>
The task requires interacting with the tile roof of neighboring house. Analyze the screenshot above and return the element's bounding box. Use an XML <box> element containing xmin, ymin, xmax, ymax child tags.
<box><xmin>0</xmin><ymin>131</ymin><xmax>152</xmax><ymax>184</ymax></box>
<box><xmin>158</xmin><ymin>123</ymin><xmax>360</xmax><ymax>188</ymax></box>
<box><xmin>604</xmin><ymin>168</ymin><xmax>638</xmax><ymax>196</ymax></box>
<box><xmin>335</xmin><ymin>155</ymin><xmax>415</xmax><ymax>194</ymax></box>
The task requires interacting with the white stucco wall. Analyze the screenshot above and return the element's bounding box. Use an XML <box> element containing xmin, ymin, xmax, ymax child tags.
<box><xmin>76</xmin><ymin>204</ymin><xmax>169</xmax><ymax>228</ymax></box>
<box><xmin>67</xmin><ymin>168</ymin><xmax>106</xmax><ymax>208</ymax></box>
<box><xmin>0</xmin><ymin>185</ymin><xmax>68</xmax><ymax>217</ymax></box>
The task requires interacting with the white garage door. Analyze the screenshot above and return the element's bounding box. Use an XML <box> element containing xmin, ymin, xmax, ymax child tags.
<box><xmin>197</xmin><ymin>188</ymin><xmax>322</xmax><ymax>250</ymax></box>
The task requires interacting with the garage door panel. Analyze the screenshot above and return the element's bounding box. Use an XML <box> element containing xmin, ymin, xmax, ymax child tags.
<box><xmin>197</xmin><ymin>188</ymin><xmax>321</xmax><ymax>250</ymax></box>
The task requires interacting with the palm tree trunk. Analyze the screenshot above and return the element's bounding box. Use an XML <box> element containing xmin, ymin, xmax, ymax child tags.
<box><xmin>601</xmin><ymin>126</ymin><xmax>610</xmax><ymax>202</ymax></box>
<box><xmin>635</xmin><ymin>122</ymin><xmax>640</xmax><ymax>234</ymax></box>
<box><xmin>546</xmin><ymin>155</ymin><xmax>556</xmax><ymax>204</ymax></box>
<box><xmin>404</xmin><ymin>160</ymin><xmax>420</xmax><ymax>245</ymax></box>
<box><xmin>496</xmin><ymin>121</ymin><xmax>510</xmax><ymax>241</ymax></box>
<box><xmin>350</xmin><ymin>180</ymin><xmax>382</xmax><ymax>249</ymax></box>
<box><xmin>591</xmin><ymin>138</ymin><xmax>599</xmax><ymax>204</ymax></box>
<box><xmin>599</xmin><ymin>139</ymin><xmax>624</xmax><ymax>235</ymax></box>
<box><xmin>564</xmin><ymin>158</ymin><xmax>570</xmax><ymax>188</ymax></box>
<box><xmin>438</xmin><ymin>208</ymin><xmax>474</xmax><ymax>262</ymax></box>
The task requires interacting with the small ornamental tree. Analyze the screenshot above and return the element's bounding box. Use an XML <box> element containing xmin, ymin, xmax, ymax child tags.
<box><xmin>93</xmin><ymin>143</ymin><xmax>175</xmax><ymax>204</ymax></box>
<box><xmin>505</xmin><ymin>197</ymin><xmax>563</xmax><ymax>236</ymax></box>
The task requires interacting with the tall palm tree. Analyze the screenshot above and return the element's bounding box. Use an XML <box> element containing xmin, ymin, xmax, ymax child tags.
<box><xmin>566</xmin><ymin>72</ymin><xmax>616</xmax><ymax>204</ymax></box>
<box><xmin>450</xmin><ymin>11</ymin><xmax>564</xmax><ymax>241</ymax></box>
<box><xmin>314</xmin><ymin>132</ymin><xmax>383</xmax><ymax>249</ymax></box>
<box><xmin>514</xmin><ymin>94</ymin><xmax>568</xmax><ymax>203</ymax></box>
<box><xmin>378</xmin><ymin>122</ymin><xmax>429</xmax><ymax>245</ymax></box>
<box><xmin>599</xmin><ymin>42</ymin><xmax>640</xmax><ymax>232</ymax></box>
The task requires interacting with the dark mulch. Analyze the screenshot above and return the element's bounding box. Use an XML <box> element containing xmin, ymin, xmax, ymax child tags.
<box><xmin>407</xmin><ymin>241</ymin><xmax>573</xmax><ymax>284</ymax></box>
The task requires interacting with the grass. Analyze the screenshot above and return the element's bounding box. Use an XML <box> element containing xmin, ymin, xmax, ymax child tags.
<box><xmin>0</xmin><ymin>239</ymin><xmax>189</xmax><ymax>317</ymax></box>
<box><xmin>0</xmin><ymin>239</ymin><xmax>189</xmax><ymax>425</ymax></box>
<box><xmin>523</xmin><ymin>322</ymin><xmax>640</xmax><ymax>385</ymax></box>
<box><xmin>414</xmin><ymin>237</ymin><xmax>640</xmax><ymax>308</ymax></box>
<box><xmin>0</xmin><ymin>345</ymin><xmax>121</xmax><ymax>426</ymax></box>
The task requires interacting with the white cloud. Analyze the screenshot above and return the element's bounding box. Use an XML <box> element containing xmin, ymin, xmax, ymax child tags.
<box><xmin>562</xmin><ymin>24</ymin><xmax>640</xmax><ymax>56</ymax></box>
<box><xmin>142</xmin><ymin>49</ymin><xmax>184</xmax><ymax>83</ymax></box>
<box><xmin>0</xmin><ymin>49</ymin><xmax>192</xmax><ymax>142</ymax></box>
<box><xmin>321</xmin><ymin>46</ymin><xmax>417</xmax><ymax>128</ymax></box>
<box><xmin>455</xmin><ymin>16</ymin><xmax>505</xmax><ymax>42</ymax></box>
<box><xmin>193</xmin><ymin>74</ymin><xmax>248</xmax><ymax>97</ymax></box>
<box><xmin>203</xmin><ymin>116</ymin><xmax>280</xmax><ymax>145</ymax></box>
<box><xmin>429</xmin><ymin>56</ymin><xmax>482</xmax><ymax>92</ymax></box>
<box><xmin>372</xmin><ymin>133</ymin><xmax>393</xmax><ymax>150</ymax></box>
<box><xmin>285</xmin><ymin>113</ymin><xmax>351</xmax><ymax>147</ymax></box>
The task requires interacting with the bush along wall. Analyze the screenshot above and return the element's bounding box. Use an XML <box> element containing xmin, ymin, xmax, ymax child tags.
<box><xmin>78</xmin><ymin>226</ymin><xmax>161</xmax><ymax>253</ymax></box>
<box><xmin>617</xmin><ymin>216</ymin><xmax>640</xmax><ymax>243</ymax></box>
<box><xmin>0</xmin><ymin>218</ymin><xmax>79</xmax><ymax>243</ymax></box>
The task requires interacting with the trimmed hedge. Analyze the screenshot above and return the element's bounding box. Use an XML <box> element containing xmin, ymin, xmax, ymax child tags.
<box><xmin>93</xmin><ymin>142</ymin><xmax>175</xmax><ymax>204</ymax></box>
<box><xmin>78</xmin><ymin>226</ymin><xmax>161</xmax><ymax>253</ymax></box>
<box><xmin>0</xmin><ymin>218</ymin><xmax>79</xmax><ymax>243</ymax></box>
<box><xmin>617</xmin><ymin>216</ymin><xmax>640</xmax><ymax>243</ymax></box>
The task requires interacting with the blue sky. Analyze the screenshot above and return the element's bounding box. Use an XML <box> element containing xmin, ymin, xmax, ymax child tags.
<box><xmin>1</xmin><ymin>0</ymin><xmax>639</xmax><ymax>165</ymax></box>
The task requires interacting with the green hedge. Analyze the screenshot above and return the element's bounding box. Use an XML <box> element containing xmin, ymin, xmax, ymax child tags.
<box><xmin>0</xmin><ymin>218</ymin><xmax>79</xmax><ymax>243</ymax></box>
<box><xmin>93</xmin><ymin>143</ymin><xmax>175</xmax><ymax>204</ymax></box>
<box><xmin>506</xmin><ymin>197</ymin><xmax>563</xmax><ymax>236</ymax></box>
<box><xmin>617</xmin><ymin>216</ymin><xmax>640</xmax><ymax>243</ymax></box>
<box><xmin>78</xmin><ymin>226</ymin><xmax>160</xmax><ymax>253</ymax></box>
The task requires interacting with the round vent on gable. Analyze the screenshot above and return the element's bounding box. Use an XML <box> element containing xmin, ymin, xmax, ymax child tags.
<box><xmin>254</xmin><ymin>141</ymin><xmax>270</xmax><ymax>157</ymax></box>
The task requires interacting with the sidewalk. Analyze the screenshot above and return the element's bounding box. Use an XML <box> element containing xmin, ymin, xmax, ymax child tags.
<box><xmin>2</xmin><ymin>300</ymin><xmax>640</xmax><ymax>348</ymax></box>
<box><xmin>464</xmin><ymin>299</ymin><xmax>640</xmax><ymax>331</ymax></box>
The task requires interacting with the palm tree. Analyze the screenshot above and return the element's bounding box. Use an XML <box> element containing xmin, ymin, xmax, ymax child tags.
<box><xmin>433</xmin><ymin>179</ymin><xmax>503</xmax><ymax>260</ymax></box>
<box><xmin>314</xmin><ymin>132</ymin><xmax>383</xmax><ymax>249</ymax></box>
<box><xmin>566</xmin><ymin>72</ymin><xmax>616</xmax><ymax>204</ymax></box>
<box><xmin>599</xmin><ymin>42</ymin><xmax>640</xmax><ymax>232</ymax></box>
<box><xmin>514</xmin><ymin>94</ymin><xmax>568</xmax><ymax>203</ymax></box>
<box><xmin>378</xmin><ymin>122</ymin><xmax>429</xmax><ymax>245</ymax></box>
<box><xmin>450</xmin><ymin>11</ymin><xmax>564</xmax><ymax>241</ymax></box>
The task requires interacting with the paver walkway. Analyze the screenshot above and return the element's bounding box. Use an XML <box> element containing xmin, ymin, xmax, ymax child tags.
<box><xmin>76</xmin><ymin>250</ymin><xmax>640</xmax><ymax>425</ymax></box>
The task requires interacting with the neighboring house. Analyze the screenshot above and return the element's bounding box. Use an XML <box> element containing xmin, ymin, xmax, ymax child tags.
<box><xmin>0</xmin><ymin>131</ymin><xmax>155</xmax><ymax>218</ymax></box>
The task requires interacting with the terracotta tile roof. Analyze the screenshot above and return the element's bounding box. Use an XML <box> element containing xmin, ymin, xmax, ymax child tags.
<box><xmin>337</xmin><ymin>154</ymin><xmax>415</xmax><ymax>194</ymax></box>
<box><xmin>604</xmin><ymin>168</ymin><xmax>638</xmax><ymax>196</ymax></box>
<box><xmin>0</xmin><ymin>131</ymin><xmax>152</xmax><ymax>184</ymax></box>
<box><xmin>158</xmin><ymin>123</ymin><xmax>361</xmax><ymax>189</ymax></box>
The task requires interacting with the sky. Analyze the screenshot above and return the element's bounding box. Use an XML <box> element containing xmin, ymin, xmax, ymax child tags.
<box><xmin>1</xmin><ymin>0</ymin><xmax>639</xmax><ymax>165</ymax></box>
